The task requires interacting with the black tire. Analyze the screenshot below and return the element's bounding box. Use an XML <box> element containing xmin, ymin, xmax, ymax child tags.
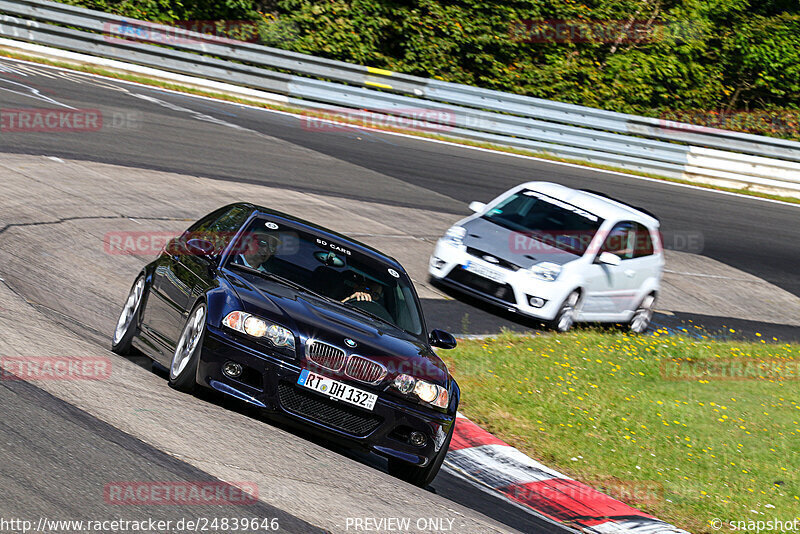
<box><xmin>630</xmin><ymin>293</ymin><xmax>656</xmax><ymax>334</ymax></box>
<box><xmin>111</xmin><ymin>276</ymin><xmax>146</xmax><ymax>355</ymax></box>
<box><xmin>387</xmin><ymin>422</ymin><xmax>454</xmax><ymax>488</ymax></box>
<box><xmin>550</xmin><ymin>290</ymin><xmax>580</xmax><ymax>333</ymax></box>
<box><xmin>168</xmin><ymin>302</ymin><xmax>206</xmax><ymax>393</ymax></box>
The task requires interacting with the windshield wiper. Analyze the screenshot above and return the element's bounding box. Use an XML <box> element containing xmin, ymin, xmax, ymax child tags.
<box><xmin>341</xmin><ymin>302</ymin><xmax>398</xmax><ymax>330</ymax></box>
<box><xmin>228</xmin><ymin>263</ymin><xmax>337</xmax><ymax>303</ymax></box>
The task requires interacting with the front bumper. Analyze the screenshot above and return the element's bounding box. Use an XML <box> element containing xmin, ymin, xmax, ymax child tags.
<box><xmin>197</xmin><ymin>326</ymin><xmax>454</xmax><ymax>467</ymax></box>
<box><xmin>428</xmin><ymin>240</ymin><xmax>571</xmax><ymax>321</ymax></box>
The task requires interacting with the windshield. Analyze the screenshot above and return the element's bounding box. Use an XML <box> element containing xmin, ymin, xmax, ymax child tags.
<box><xmin>225</xmin><ymin>218</ymin><xmax>425</xmax><ymax>336</ymax></box>
<box><xmin>483</xmin><ymin>189</ymin><xmax>604</xmax><ymax>256</ymax></box>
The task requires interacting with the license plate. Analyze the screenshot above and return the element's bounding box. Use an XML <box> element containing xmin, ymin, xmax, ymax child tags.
<box><xmin>464</xmin><ymin>260</ymin><xmax>506</xmax><ymax>283</ymax></box>
<box><xmin>297</xmin><ymin>369</ymin><xmax>377</xmax><ymax>411</ymax></box>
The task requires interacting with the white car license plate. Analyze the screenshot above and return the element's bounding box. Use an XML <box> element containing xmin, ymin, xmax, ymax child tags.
<box><xmin>464</xmin><ymin>260</ymin><xmax>506</xmax><ymax>283</ymax></box>
<box><xmin>297</xmin><ymin>369</ymin><xmax>377</xmax><ymax>411</ymax></box>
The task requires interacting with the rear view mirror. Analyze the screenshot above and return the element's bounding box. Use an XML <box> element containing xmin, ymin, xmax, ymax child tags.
<box><xmin>313</xmin><ymin>251</ymin><xmax>345</xmax><ymax>267</ymax></box>
<box><xmin>468</xmin><ymin>201</ymin><xmax>486</xmax><ymax>213</ymax></box>
<box><xmin>429</xmin><ymin>329</ymin><xmax>457</xmax><ymax>349</ymax></box>
<box><xmin>596</xmin><ymin>251</ymin><xmax>622</xmax><ymax>266</ymax></box>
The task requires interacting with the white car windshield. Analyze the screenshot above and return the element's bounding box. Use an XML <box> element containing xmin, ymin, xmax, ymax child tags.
<box><xmin>482</xmin><ymin>189</ymin><xmax>604</xmax><ymax>256</ymax></box>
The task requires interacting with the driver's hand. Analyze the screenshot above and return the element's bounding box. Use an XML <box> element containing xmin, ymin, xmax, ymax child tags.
<box><xmin>343</xmin><ymin>291</ymin><xmax>372</xmax><ymax>303</ymax></box>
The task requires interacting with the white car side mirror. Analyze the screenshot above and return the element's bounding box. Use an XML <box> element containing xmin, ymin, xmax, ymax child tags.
<box><xmin>468</xmin><ymin>201</ymin><xmax>486</xmax><ymax>213</ymax></box>
<box><xmin>597</xmin><ymin>251</ymin><xmax>622</xmax><ymax>266</ymax></box>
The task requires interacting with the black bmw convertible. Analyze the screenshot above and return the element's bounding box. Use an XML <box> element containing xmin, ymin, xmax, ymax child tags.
<box><xmin>111</xmin><ymin>203</ymin><xmax>459</xmax><ymax>487</ymax></box>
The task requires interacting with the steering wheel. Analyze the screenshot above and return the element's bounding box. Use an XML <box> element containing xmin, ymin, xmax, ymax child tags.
<box><xmin>347</xmin><ymin>299</ymin><xmax>393</xmax><ymax>323</ymax></box>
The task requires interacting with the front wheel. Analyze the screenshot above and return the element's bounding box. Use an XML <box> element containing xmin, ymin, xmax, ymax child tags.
<box><xmin>387</xmin><ymin>422</ymin><xmax>454</xmax><ymax>488</ymax></box>
<box><xmin>630</xmin><ymin>293</ymin><xmax>656</xmax><ymax>334</ymax></box>
<box><xmin>550</xmin><ymin>291</ymin><xmax>580</xmax><ymax>332</ymax></box>
<box><xmin>169</xmin><ymin>303</ymin><xmax>206</xmax><ymax>392</ymax></box>
<box><xmin>111</xmin><ymin>276</ymin><xmax>146</xmax><ymax>355</ymax></box>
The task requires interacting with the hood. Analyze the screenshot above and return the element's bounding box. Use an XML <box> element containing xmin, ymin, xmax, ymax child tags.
<box><xmin>461</xmin><ymin>217</ymin><xmax>582</xmax><ymax>268</ymax></box>
<box><xmin>225</xmin><ymin>270</ymin><xmax>449</xmax><ymax>386</ymax></box>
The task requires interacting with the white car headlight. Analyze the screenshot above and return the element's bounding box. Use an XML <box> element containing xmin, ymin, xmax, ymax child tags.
<box><xmin>443</xmin><ymin>225</ymin><xmax>466</xmax><ymax>247</ymax></box>
<box><xmin>223</xmin><ymin>311</ymin><xmax>295</xmax><ymax>350</ymax></box>
<box><xmin>529</xmin><ymin>261</ymin><xmax>562</xmax><ymax>282</ymax></box>
<box><xmin>393</xmin><ymin>374</ymin><xmax>449</xmax><ymax>408</ymax></box>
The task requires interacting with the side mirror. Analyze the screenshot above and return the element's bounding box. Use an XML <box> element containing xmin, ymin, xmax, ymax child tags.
<box><xmin>429</xmin><ymin>329</ymin><xmax>457</xmax><ymax>350</ymax></box>
<box><xmin>468</xmin><ymin>201</ymin><xmax>486</xmax><ymax>214</ymax></box>
<box><xmin>596</xmin><ymin>251</ymin><xmax>622</xmax><ymax>266</ymax></box>
<box><xmin>185</xmin><ymin>238</ymin><xmax>216</xmax><ymax>257</ymax></box>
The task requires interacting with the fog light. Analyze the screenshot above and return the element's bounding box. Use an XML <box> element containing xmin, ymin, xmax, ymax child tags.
<box><xmin>431</xmin><ymin>257</ymin><xmax>446</xmax><ymax>269</ymax></box>
<box><xmin>409</xmin><ymin>431</ymin><xmax>426</xmax><ymax>447</ymax></box>
<box><xmin>222</xmin><ymin>361</ymin><xmax>243</xmax><ymax>378</ymax></box>
<box><xmin>528</xmin><ymin>296</ymin><xmax>546</xmax><ymax>308</ymax></box>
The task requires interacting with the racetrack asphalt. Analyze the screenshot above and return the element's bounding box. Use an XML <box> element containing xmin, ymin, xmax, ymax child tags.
<box><xmin>1</xmin><ymin>59</ymin><xmax>799</xmax><ymax>303</ymax></box>
<box><xmin>0</xmin><ymin>377</ymin><xmax>323</xmax><ymax>533</ymax></box>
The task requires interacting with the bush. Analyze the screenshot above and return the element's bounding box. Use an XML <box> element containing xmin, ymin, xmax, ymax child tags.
<box><xmin>60</xmin><ymin>0</ymin><xmax>800</xmax><ymax>139</ymax></box>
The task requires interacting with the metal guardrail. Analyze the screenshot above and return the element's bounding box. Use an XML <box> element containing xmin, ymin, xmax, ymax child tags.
<box><xmin>1</xmin><ymin>0</ymin><xmax>800</xmax><ymax>193</ymax></box>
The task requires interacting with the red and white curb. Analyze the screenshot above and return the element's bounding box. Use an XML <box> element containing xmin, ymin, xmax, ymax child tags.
<box><xmin>444</xmin><ymin>414</ymin><xmax>689</xmax><ymax>533</ymax></box>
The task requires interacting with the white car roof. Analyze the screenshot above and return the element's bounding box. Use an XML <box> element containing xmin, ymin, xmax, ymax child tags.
<box><xmin>511</xmin><ymin>181</ymin><xmax>659</xmax><ymax>227</ymax></box>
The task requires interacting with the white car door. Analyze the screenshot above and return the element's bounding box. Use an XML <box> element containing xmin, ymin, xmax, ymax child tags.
<box><xmin>616</xmin><ymin>222</ymin><xmax>661</xmax><ymax>312</ymax></box>
<box><xmin>581</xmin><ymin>222</ymin><xmax>640</xmax><ymax>316</ymax></box>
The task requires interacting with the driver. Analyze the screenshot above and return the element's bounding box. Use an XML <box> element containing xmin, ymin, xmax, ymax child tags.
<box><xmin>342</xmin><ymin>280</ymin><xmax>383</xmax><ymax>303</ymax></box>
<box><xmin>236</xmin><ymin>229</ymin><xmax>282</xmax><ymax>272</ymax></box>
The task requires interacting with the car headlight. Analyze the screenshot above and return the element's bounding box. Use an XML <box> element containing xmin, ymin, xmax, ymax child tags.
<box><xmin>393</xmin><ymin>374</ymin><xmax>449</xmax><ymax>408</ymax></box>
<box><xmin>528</xmin><ymin>261</ymin><xmax>562</xmax><ymax>282</ymax></box>
<box><xmin>443</xmin><ymin>226</ymin><xmax>466</xmax><ymax>247</ymax></box>
<box><xmin>223</xmin><ymin>311</ymin><xmax>295</xmax><ymax>350</ymax></box>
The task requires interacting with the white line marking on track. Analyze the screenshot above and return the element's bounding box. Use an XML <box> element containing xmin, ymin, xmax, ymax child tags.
<box><xmin>447</xmin><ymin>444</ymin><xmax>568</xmax><ymax>487</ymax></box>
<box><xmin>663</xmin><ymin>269</ymin><xmax>753</xmax><ymax>281</ymax></box>
<box><xmin>0</xmin><ymin>73</ymin><xmax>76</xmax><ymax>109</ymax></box>
<box><xmin>441</xmin><ymin>465</ymin><xmax>581</xmax><ymax>532</ymax></box>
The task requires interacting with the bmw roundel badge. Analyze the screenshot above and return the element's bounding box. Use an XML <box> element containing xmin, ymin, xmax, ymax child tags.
<box><xmin>344</xmin><ymin>338</ymin><xmax>357</xmax><ymax>348</ymax></box>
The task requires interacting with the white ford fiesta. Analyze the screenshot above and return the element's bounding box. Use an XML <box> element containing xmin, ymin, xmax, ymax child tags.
<box><xmin>429</xmin><ymin>182</ymin><xmax>664</xmax><ymax>333</ymax></box>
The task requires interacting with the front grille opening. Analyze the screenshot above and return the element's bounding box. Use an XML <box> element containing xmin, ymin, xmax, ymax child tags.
<box><xmin>305</xmin><ymin>340</ymin><xmax>347</xmax><ymax>371</ymax></box>
<box><xmin>344</xmin><ymin>355</ymin><xmax>386</xmax><ymax>384</ymax></box>
<box><xmin>465</xmin><ymin>247</ymin><xmax>521</xmax><ymax>271</ymax></box>
<box><xmin>278</xmin><ymin>381</ymin><xmax>382</xmax><ymax>437</ymax></box>
<box><xmin>445</xmin><ymin>268</ymin><xmax>517</xmax><ymax>304</ymax></box>
<box><xmin>237</xmin><ymin>366</ymin><xmax>263</xmax><ymax>389</ymax></box>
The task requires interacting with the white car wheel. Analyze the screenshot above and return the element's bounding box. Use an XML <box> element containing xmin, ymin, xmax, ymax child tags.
<box><xmin>630</xmin><ymin>294</ymin><xmax>656</xmax><ymax>333</ymax></box>
<box><xmin>553</xmin><ymin>291</ymin><xmax>580</xmax><ymax>332</ymax></box>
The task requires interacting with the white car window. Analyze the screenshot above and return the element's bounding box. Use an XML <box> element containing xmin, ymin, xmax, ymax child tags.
<box><xmin>602</xmin><ymin>222</ymin><xmax>636</xmax><ymax>260</ymax></box>
<box><xmin>632</xmin><ymin>222</ymin><xmax>655</xmax><ymax>258</ymax></box>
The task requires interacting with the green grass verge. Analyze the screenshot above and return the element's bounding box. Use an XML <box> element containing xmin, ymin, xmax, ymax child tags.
<box><xmin>443</xmin><ymin>330</ymin><xmax>800</xmax><ymax>534</ymax></box>
<box><xmin>2</xmin><ymin>48</ymin><xmax>800</xmax><ymax>208</ymax></box>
